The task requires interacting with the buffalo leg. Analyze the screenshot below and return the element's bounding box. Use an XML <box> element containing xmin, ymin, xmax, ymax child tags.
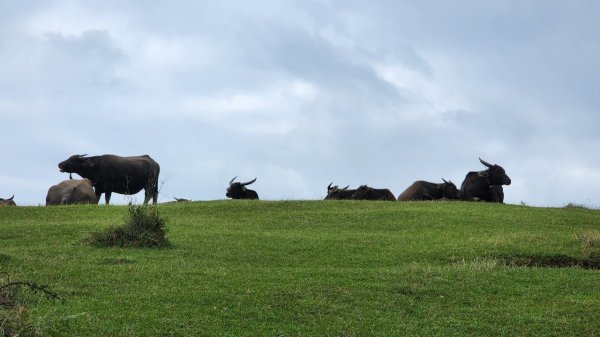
<box><xmin>105</xmin><ymin>191</ymin><xmax>112</xmax><ymax>205</ymax></box>
<box><xmin>143</xmin><ymin>188</ymin><xmax>151</xmax><ymax>205</ymax></box>
<box><xmin>95</xmin><ymin>190</ymin><xmax>103</xmax><ymax>205</ymax></box>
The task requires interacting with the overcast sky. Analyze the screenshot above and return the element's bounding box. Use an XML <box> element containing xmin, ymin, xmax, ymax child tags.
<box><xmin>1</xmin><ymin>1</ymin><xmax>599</xmax><ymax>207</ymax></box>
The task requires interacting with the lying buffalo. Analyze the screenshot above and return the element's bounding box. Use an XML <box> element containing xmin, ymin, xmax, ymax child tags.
<box><xmin>58</xmin><ymin>154</ymin><xmax>160</xmax><ymax>204</ymax></box>
<box><xmin>459</xmin><ymin>158</ymin><xmax>511</xmax><ymax>203</ymax></box>
<box><xmin>0</xmin><ymin>195</ymin><xmax>16</xmax><ymax>206</ymax></box>
<box><xmin>324</xmin><ymin>183</ymin><xmax>356</xmax><ymax>200</ymax></box>
<box><xmin>46</xmin><ymin>179</ymin><xmax>98</xmax><ymax>205</ymax></box>
<box><xmin>351</xmin><ymin>185</ymin><xmax>396</xmax><ymax>201</ymax></box>
<box><xmin>226</xmin><ymin>177</ymin><xmax>259</xmax><ymax>200</ymax></box>
<box><xmin>398</xmin><ymin>179</ymin><xmax>459</xmax><ymax>201</ymax></box>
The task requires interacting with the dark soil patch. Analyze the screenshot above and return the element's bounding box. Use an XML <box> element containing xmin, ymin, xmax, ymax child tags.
<box><xmin>493</xmin><ymin>254</ymin><xmax>600</xmax><ymax>270</ymax></box>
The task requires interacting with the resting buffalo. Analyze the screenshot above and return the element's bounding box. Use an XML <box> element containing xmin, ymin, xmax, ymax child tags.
<box><xmin>324</xmin><ymin>183</ymin><xmax>356</xmax><ymax>200</ymax></box>
<box><xmin>226</xmin><ymin>177</ymin><xmax>259</xmax><ymax>200</ymax></box>
<box><xmin>459</xmin><ymin>158</ymin><xmax>511</xmax><ymax>203</ymax></box>
<box><xmin>46</xmin><ymin>179</ymin><xmax>98</xmax><ymax>205</ymax></box>
<box><xmin>58</xmin><ymin>154</ymin><xmax>160</xmax><ymax>204</ymax></box>
<box><xmin>0</xmin><ymin>195</ymin><xmax>16</xmax><ymax>206</ymax></box>
<box><xmin>351</xmin><ymin>185</ymin><xmax>396</xmax><ymax>201</ymax></box>
<box><xmin>398</xmin><ymin>179</ymin><xmax>459</xmax><ymax>201</ymax></box>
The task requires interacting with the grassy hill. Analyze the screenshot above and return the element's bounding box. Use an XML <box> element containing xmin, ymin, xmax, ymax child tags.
<box><xmin>1</xmin><ymin>201</ymin><xmax>599</xmax><ymax>336</ymax></box>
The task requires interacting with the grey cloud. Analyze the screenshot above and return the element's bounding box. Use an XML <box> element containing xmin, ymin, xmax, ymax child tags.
<box><xmin>1</xmin><ymin>1</ymin><xmax>599</xmax><ymax>207</ymax></box>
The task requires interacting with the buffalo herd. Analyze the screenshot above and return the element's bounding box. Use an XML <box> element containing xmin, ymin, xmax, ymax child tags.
<box><xmin>324</xmin><ymin>158</ymin><xmax>511</xmax><ymax>203</ymax></box>
<box><xmin>0</xmin><ymin>155</ymin><xmax>511</xmax><ymax>206</ymax></box>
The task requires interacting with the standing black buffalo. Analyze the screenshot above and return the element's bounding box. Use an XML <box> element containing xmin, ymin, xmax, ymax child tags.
<box><xmin>459</xmin><ymin>158</ymin><xmax>511</xmax><ymax>203</ymax></box>
<box><xmin>226</xmin><ymin>177</ymin><xmax>259</xmax><ymax>200</ymax></box>
<box><xmin>324</xmin><ymin>183</ymin><xmax>356</xmax><ymax>200</ymax></box>
<box><xmin>351</xmin><ymin>185</ymin><xmax>396</xmax><ymax>201</ymax></box>
<box><xmin>46</xmin><ymin>179</ymin><xmax>98</xmax><ymax>205</ymax></box>
<box><xmin>397</xmin><ymin>179</ymin><xmax>459</xmax><ymax>201</ymax></box>
<box><xmin>0</xmin><ymin>195</ymin><xmax>16</xmax><ymax>206</ymax></box>
<box><xmin>58</xmin><ymin>154</ymin><xmax>160</xmax><ymax>204</ymax></box>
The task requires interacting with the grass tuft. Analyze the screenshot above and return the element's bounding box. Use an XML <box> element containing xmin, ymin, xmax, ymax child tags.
<box><xmin>579</xmin><ymin>230</ymin><xmax>600</xmax><ymax>263</ymax></box>
<box><xmin>86</xmin><ymin>205</ymin><xmax>169</xmax><ymax>248</ymax></box>
<box><xmin>1</xmin><ymin>275</ymin><xmax>61</xmax><ymax>337</ymax></box>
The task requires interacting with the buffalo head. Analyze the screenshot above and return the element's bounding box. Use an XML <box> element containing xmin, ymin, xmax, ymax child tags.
<box><xmin>58</xmin><ymin>154</ymin><xmax>90</xmax><ymax>174</ymax></box>
<box><xmin>226</xmin><ymin>177</ymin><xmax>259</xmax><ymax>200</ymax></box>
<box><xmin>324</xmin><ymin>182</ymin><xmax>353</xmax><ymax>200</ymax></box>
<box><xmin>441</xmin><ymin>178</ymin><xmax>459</xmax><ymax>199</ymax></box>
<box><xmin>478</xmin><ymin>158</ymin><xmax>511</xmax><ymax>186</ymax></box>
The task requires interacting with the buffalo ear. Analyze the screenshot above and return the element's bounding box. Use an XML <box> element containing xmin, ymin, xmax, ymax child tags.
<box><xmin>477</xmin><ymin>171</ymin><xmax>488</xmax><ymax>177</ymax></box>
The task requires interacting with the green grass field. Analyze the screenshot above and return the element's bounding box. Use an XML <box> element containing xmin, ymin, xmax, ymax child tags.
<box><xmin>1</xmin><ymin>201</ymin><xmax>599</xmax><ymax>336</ymax></box>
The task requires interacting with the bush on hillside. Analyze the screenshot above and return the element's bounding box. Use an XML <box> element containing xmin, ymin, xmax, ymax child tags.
<box><xmin>87</xmin><ymin>205</ymin><xmax>169</xmax><ymax>248</ymax></box>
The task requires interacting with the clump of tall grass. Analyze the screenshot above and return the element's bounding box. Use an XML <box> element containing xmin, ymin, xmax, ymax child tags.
<box><xmin>86</xmin><ymin>205</ymin><xmax>169</xmax><ymax>248</ymax></box>
<box><xmin>579</xmin><ymin>230</ymin><xmax>600</xmax><ymax>263</ymax></box>
<box><xmin>1</xmin><ymin>274</ymin><xmax>61</xmax><ymax>337</ymax></box>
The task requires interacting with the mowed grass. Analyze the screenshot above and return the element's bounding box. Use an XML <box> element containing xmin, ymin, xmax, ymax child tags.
<box><xmin>1</xmin><ymin>201</ymin><xmax>599</xmax><ymax>336</ymax></box>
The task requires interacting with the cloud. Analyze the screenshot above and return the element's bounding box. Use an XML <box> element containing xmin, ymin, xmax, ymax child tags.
<box><xmin>1</xmin><ymin>1</ymin><xmax>599</xmax><ymax>207</ymax></box>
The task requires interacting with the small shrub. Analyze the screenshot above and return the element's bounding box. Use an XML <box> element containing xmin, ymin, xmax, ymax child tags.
<box><xmin>87</xmin><ymin>205</ymin><xmax>169</xmax><ymax>248</ymax></box>
<box><xmin>564</xmin><ymin>202</ymin><xmax>589</xmax><ymax>209</ymax></box>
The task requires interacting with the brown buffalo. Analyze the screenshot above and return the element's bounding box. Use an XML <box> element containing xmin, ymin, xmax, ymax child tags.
<box><xmin>0</xmin><ymin>195</ymin><xmax>16</xmax><ymax>206</ymax></box>
<box><xmin>46</xmin><ymin>179</ymin><xmax>98</xmax><ymax>205</ymax></box>
<box><xmin>398</xmin><ymin>179</ymin><xmax>459</xmax><ymax>201</ymax></box>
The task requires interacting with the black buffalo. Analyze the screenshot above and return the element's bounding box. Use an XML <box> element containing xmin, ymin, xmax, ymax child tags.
<box><xmin>46</xmin><ymin>179</ymin><xmax>98</xmax><ymax>205</ymax></box>
<box><xmin>459</xmin><ymin>158</ymin><xmax>511</xmax><ymax>203</ymax></box>
<box><xmin>398</xmin><ymin>179</ymin><xmax>459</xmax><ymax>201</ymax></box>
<box><xmin>485</xmin><ymin>185</ymin><xmax>504</xmax><ymax>203</ymax></box>
<box><xmin>0</xmin><ymin>195</ymin><xmax>16</xmax><ymax>206</ymax></box>
<box><xmin>351</xmin><ymin>185</ymin><xmax>396</xmax><ymax>201</ymax></box>
<box><xmin>226</xmin><ymin>177</ymin><xmax>259</xmax><ymax>200</ymax></box>
<box><xmin>58</xmin><ymin>154</ymin><xmax>160</xmax><ymax>204</ymax></box>
<box><xmin>324</xmin><ymin>182</ymin><xmax>356</xmax><ymax>200</ymax></box>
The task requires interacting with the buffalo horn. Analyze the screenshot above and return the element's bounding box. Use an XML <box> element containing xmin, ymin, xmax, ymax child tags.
<box><xmin>9</xmin><ymin>195</ymin><xmax>14</xmax><ymax>201</ymax></box>
<box><xmin>342</xmin><ymin>185</ymin><xmax>350</xmax><ymax>190</ymax></box>
<box><xmin>229</xmin><ymin>176</ymin><xmax>237</xmax><ymax>186</ymax></box>
<box><xmin>442</xmin><ymin>178</ymin><xmax>449</xmax><ymax>184</ymax></box>
<box><xmin>479</xmin><ymin>157</ymin><xmax>493</xmax><ymax>168</ymax></box>
<box><xmin>328</xmin><ymin>182</ymin><xmax>333</xmax><ymax>190</ymax></box>
<box><xmin>241</xmin><ymin>177</ymin><xmax>257</xmax><ymax>186</ymax></box>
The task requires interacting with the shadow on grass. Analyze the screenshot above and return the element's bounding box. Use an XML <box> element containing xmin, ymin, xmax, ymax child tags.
<box><xmin>492</xmin><ymin>253</ymin><xmax>600</xmax><ymax>270</ymax></box>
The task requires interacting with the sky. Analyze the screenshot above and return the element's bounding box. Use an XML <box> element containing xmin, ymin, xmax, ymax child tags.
<box><xmin>1</xmin><ymin>0</ymin><xmax>600</xmax><ymax>207</ymax></box>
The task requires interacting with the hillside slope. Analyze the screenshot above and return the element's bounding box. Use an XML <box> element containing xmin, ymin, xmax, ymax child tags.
<box><xmin>1</xmin><ymin>201</ymin><xmax>599</xmax><ymax>336</ymax></box>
